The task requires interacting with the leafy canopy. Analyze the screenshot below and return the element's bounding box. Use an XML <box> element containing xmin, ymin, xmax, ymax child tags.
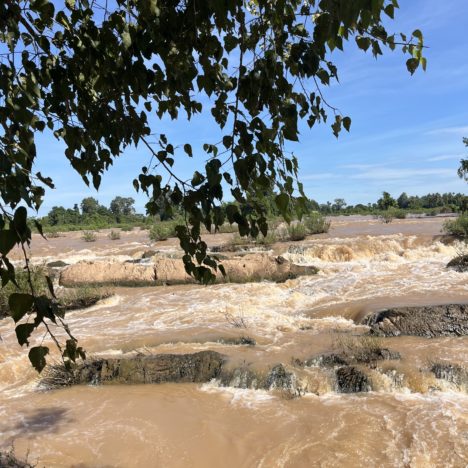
<box><xmin>0</xmin><ymin>0</ymin><xmax>425</xmax><ymax>370</ymax></box>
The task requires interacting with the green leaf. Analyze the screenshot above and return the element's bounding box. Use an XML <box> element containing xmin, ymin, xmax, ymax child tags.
<box><xmin>356</xmin><ymin>36</ymin><xmax>371</xmax><ymax>52</ymax></box>
<box><xmin>183</xmin><ymin>144</ymin><xmax>193</xmax><ymax>157</ymax></box>
<box><xmin>8</xmin><ymin>293</ymin><xmax>34</xmax><ymax>323</ymax></box>
<box><xmin>29</xmin><ymin>346</ymin><xmax>49</xmax><ymax>373</ymax></box>
<box><xmin>0</xmin><ymin>230</ymin><xmax>18</xmax><ymax>256</ymax></box>
<box><xmin>412</xmin><ymin>29</ymin><xmax>423</xmax><ymax>41</ymax></box>
<box><xmin>406</xmin><ymin>57</ymin><xmax>419</xmax><ymax>75</ymax></box>
<box><xmin>15</xmin><ymin>323</ymin><xmax>36</xmax><ymax>346</ymax></box>
<box><xmin>275</xmin><ymin>193</ymin><xmax>290</xmax><ymax>215</ymax></box>
<box><xmin>342</xmin><ymin>116</ymin><xmax>351</xmax><ymax>132</ymax></box>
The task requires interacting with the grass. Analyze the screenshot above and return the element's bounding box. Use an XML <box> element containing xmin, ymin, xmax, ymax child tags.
<box><xmin>81</xmin><ymin>230</ymin><xmax>97</xmax><ymax>242</ymax></box>
<box><xmin>303</xmin><ymin>213</ymin><xmax>331</xmax><ymax>234</ymax></box>
<box><xmin>376</xmin><ymin>211</ymin><xmax>395</xmax><ymax>224</ymax></box>
<box><xmin>224</xmin><ymin>311</ymin><xmax>248</xmax><ymax>328</ymax></box>
<box><xmin>333</xmin><ymin>334</ymin><xmax>385</xmax><ymax>362</ymax></box>
<box><xmin>443</xmin><ymin>214</ymin><xmax>468</xmax><ymax>239</ymax></box>
<box><xmin>149</xmin><ymin>222</ymin><xmax>177</xmax><ymax>241</ymax></box>
<box><xmin>0</xmin><ymin>266</ymin><xmax>111</xmax><ymax>320</ymax></box>
<box><xmin>108</xmin><ymin>230</ymin><xmax>121</xmax><ymax>240</ymax></box>
<box><xmin>286</xmin><ymin>223</ymin><xmax>307</xmax><ymax>241</ymax></box>
<box><xmin>0</xmin><ymin>447</ymin><xmax>35</xmax><ymax>467</ymax></box>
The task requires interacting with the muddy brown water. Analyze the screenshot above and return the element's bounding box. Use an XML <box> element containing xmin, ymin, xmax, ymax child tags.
<box><xmin>1</xmin><ymin>216</ymin><xmax>467</xmax><ymax>467</ymax></box>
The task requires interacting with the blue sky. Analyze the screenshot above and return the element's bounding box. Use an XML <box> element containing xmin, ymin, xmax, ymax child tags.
<box><xmin>34</xmin><ymin>0</ymin><xmax>468</xmax><ymax>213</ymax></box>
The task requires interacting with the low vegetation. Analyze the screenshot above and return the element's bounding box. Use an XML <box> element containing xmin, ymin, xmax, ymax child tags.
<box><xmin>303</xmin><ymin>213</ymin><xmax>331</xmax><ymax>234</ymax></box>
<box><xmin>149</xmin><ymin>222</ymin><xmax>177</xmax><ymax>241</ymax></box>
<box><xmin>108</xmin><ymin>230</ymin><xmax>121</xmax><ymax>240</ymax></box>
<box><xmin>443</xmin><ymin>214</ymin><xmax>468</xmax><ymax>239</ymax></box>
<box><xmin>81</xmin><ymin>231</ymin><xmax>97</xmax><ymax>242</ymax></box>
<box><xmin>0</xmin><ymin>448</ymin><xmax>35</xmax><ymax>468</ymax></box>
<box><xmin>286</xmin><ymin>223</ymin><xmax>308</xmax><ymax>241</ymax></box>
<box><xmin>0</xmin><ymin>267</ymin><xmax>111</xmax><ymax>320</ymax></box>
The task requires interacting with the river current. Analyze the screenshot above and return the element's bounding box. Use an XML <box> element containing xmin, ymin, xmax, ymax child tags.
<box><xmin>0</xmin><ymin>216</ymin><xmax>467</xmax><ymax>467</ymax></box>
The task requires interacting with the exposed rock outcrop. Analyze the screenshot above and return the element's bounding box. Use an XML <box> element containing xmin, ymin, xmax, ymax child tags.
<box><xmin>305</xmin><ymin>353</ymin><xmax>349</xmax><ymax>368</ymax></box>
<box><xmin>363</xmin><ymin>304</ymin><xmax>468</xmax><ymax>337</ymax></box>
<box><xmin>46</xmin><ymin>260</ymin><xmax>69</xmax><ymax>268</ymax></box>
<box><xmin>431</xmin><ymin>362</ymin><xmax>467</xmax><ymax>389</ymax></box>
<box><xmin>335</xmin><ymin>366</ymin><xmax>371</xmax><ymax>393</ymax></box>
<box><xmin>42</xmin><ymin>351</ymin><xmax>225</xmax><ymax>387</ymax></box>
<box><xmin>446</xmin><ymin>254</ymin><xmax>468</xmax><ymax>272</ymax></box>
<box><xmin>59</xmin><ymin>253</ymin><xmax>318</xmax><ymax>287</ymax></box>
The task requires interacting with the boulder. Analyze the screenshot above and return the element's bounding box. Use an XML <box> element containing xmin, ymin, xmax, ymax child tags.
<box><xmin>363</xmin><ymin>304</ymin><xmax>468</xmax><ymax>337</ymax></box>
<box><xmin>431</xmin><ymin>363</ymin><xmax>467</xmax><ymax>389</ymax></box>
<box><xmin>335</xmin><ymin>366</ymin><xmax>371</xmax><ymax>393</ymax></box>
<box><xmin>446</xmin><ymin>254</ymin><xmax>468</xmax><ymax>272</ymax></box>
<box><xmin>305</xmin><ymin>353</ymin><xmax>349</xmax><ymax>368</ymax></box>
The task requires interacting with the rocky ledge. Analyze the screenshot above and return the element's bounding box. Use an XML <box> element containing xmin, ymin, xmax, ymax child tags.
<box><xmin>362</xmin><ymin>304</ymin><xmax>468</xmax><ymax>337</ymax></box>
<box><xmin>59</xmin><ymin>254</ymin><xmax>318</xmax><ymax>287</ymax></box>
<box><xmin>42</xmin><ymin>351</ymin><xmax>225</xmax><ymax>387</ymax></box>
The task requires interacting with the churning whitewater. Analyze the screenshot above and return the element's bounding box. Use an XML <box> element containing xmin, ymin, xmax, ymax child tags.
<box><xmin>0</xmin><ymin>216</ymin><xmax>467</xmax><ymax>467</ymax></box>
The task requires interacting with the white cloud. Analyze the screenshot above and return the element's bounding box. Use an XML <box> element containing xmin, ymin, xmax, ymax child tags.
<box><xmin>428</xmin><ymin>154</ymin><xmax>462</xmax><ymax>162</ymax></box>
<box><xmin>350</xmin><ymin>167</ymin><xmax>456</xmax><ymax>181</ymax></box>
<box><xmin>426</xmin><ymin>125</ymin><xmax>468</xmax><ymax>136</ymax></box>
<box><xmin>301</xmin><ymin>172</ymin><xmax>336</xmax><ymax>180</ymax></box>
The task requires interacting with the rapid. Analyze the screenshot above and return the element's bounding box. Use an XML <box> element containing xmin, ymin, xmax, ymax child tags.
<box><xmin>0</xmin><ymin>216</ymin><xmax>467</xmax><ymax>467</ymax></box>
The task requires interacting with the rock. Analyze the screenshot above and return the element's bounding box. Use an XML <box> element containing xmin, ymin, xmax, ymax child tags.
<box><xmin>219</xmin><ymin>366</ymin><xmax>262</xmax><ymax>389</ymax></box>
<box><xmin>47</xmin><ymin>260</ymin><xmax>69</xmax><ymax>268</ymax></box>
<box><xmin>305</xmin><ymin>353</ymin><xmax>349</xmax><ymax>368</ymax></box>
<box><xmin>217</xmin><ymin>336</ymin><xmax>256</xmax><ymax>346</ymax></box>
<box><xmin>431</xmin><ymin>363</ymin><xmax>467</xmax><ymax>388</ymax></box>
<box><xmin>289</xmin><ymin>264</ymin><xmax>319</xmax><ymax>277</ymax></box>
<box><xmin>353</xmin><ymin>347</ymin><xmax>401</xmax><ymax>364</ymax></box>
<box><xmin>335</xmin><ymin>366</ymin><xmax>371</xmax><ymax>393</ymax></box>
<box><xmin>306</xmin><ymin>348</ymin><xmax>399</xmax><ymax>368</ymax></box>
<box><xmin>447</xmin><ymin>254</ymin><xmax>468</xmax><ymax>272</ymax></box>
<box><xmin>265</xmin><ymin>364</ymin><xmax>303</xmax><ymax>397</ymax></box>
<box><xmin>142</xmin><ymin>250</ymin><xmax>157</xmax><ymax>259</ymax></box>
<box><xmin>42</xmin><ymin>351</ymin><xmax>225</xmax><ymax>387</ymax></box>
<box><xmin>60</xmin><ymin>261</ymin><xmax>160</xmax><ymax>287</ymax></box>
<box><xmin>59</xmin><ymin>253</ymin><xmax>318</xmax><ymax>287</ymax></box>
<box><xmin>363</xmin><ymin>304</ymin><xmax>468</xmax><ymax>337</ymax></box>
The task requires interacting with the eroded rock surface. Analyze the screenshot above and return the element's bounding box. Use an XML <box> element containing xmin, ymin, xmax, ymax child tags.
<box><xmin>59</xmin><ymin>253</ymin><xmax>318</xmax><ymax>287</ymax></box>
<box><xmin>335</xmin><ymin>366</ymin><xmax>371</xmax><ymax>393</ymax></box>
<box><xmin>43</xmin><ymin>351</ymin><xmax>225</xmax><ymax>387</ymax></box>
<box><xmin>363</xmin><ymin>304</ymin><xmax>468</xmax><ymax>337</ymax></box>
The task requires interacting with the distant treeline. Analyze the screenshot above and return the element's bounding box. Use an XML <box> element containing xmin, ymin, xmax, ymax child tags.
<box><xmin>36</xmin><ymin>191</ymin><xmax>467</xmax><ymax>233</ymax></box>
<box><xmin>315</xmin><ymin>191</ymin><xmax>468</xmax><ymax>215</ymax></box>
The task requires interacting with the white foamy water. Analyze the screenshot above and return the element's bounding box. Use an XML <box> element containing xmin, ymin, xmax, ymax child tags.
<box><xmin>0</xmin><ymin>220</ymin><xmax>467</xmax><ymax>467</ymax></box>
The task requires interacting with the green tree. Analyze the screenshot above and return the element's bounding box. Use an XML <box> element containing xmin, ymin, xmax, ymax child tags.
<box><xmin>332</xmin><ymin>198</ymin><xmax>347</xmax><ymax>212</ymax></box>
<box><xmin>109</xmin><ymin>197</ymin><xmax>136</xmax><ymax>218</ymax></box>
<box><xmin>397</xmin><ymin>192</ymin><xmax>409</xmax><ymax>209</ymax></box>
<box><xmin>0</xmin><ymin>0</ymin><xmax>425</xmax><ymax>371</ymax></box>
<box><xmin>458</xmin><ymin>137</ymin><xmax>468</xmax><ymax>181</ymax></box>
<box><xmin>377</xmin><ymin>191</ymin><xmax>397</xmax><ymax>210</ymax></box>
<box><xmin>80</xmin><ymin>197</ymin><xmax>100</xmax><ymax>216</ymax></box>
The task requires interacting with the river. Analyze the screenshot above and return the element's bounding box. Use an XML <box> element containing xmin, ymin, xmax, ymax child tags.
<box><xmin>1</xmin><ymin>216</ymin><xmax>467</xmax><ymax>467</ymax></box>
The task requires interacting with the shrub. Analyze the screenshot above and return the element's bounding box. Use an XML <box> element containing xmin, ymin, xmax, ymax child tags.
<box><xmin>287</xmin><ymin>222</ymin><xmax>307</xmax><ymax>241</ymax></box>
<box><xmin>0</xmin><ymin>267</ymin><xmax>48</xmax><ymax>319</ymax></box>
<box><xmin>256</xmin><ymin>231</ymin><xmax>278</xmax><ymax>245</ymax></box>
<box><xmin>304</xmin><ymin>213</ymin><xmax>331</xmax><ymax>234</ymax></box>
<box><xmin>108</xmin><ymin>230</ymin><xmax>121</xmax><ymax>240</ymax></box>
<box><xmin>377</xmin><ymin>211</ymin><xmax>394</xmax><ymax>224</ymax></box>
<box><xmin>81</xmin><ymin>231</ymin><xmax>97</xmax><ymax>242</ymax></box>
<box><xmin>443</xmin><ymin>215</ymin><xmax>468</xmax><ymax>239</ymax></box>
<box><xmin>46</xmin><ymin>229</ymin><xmax>62</xmax><ymax>238</ymax></box>
<box><xmin>149</xmin><ymin>223</ymin><xmax>176</xmax><ymax>241</ymax></box>
<box><xmin>120</xmin><ymin>225</ymin><xmax>134</xmax><ymax>231</ymax></box>
<box><xmin>393</xmin><ymin>209</ymin><xmax>407</xmax><ymax>219</ymax></box>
